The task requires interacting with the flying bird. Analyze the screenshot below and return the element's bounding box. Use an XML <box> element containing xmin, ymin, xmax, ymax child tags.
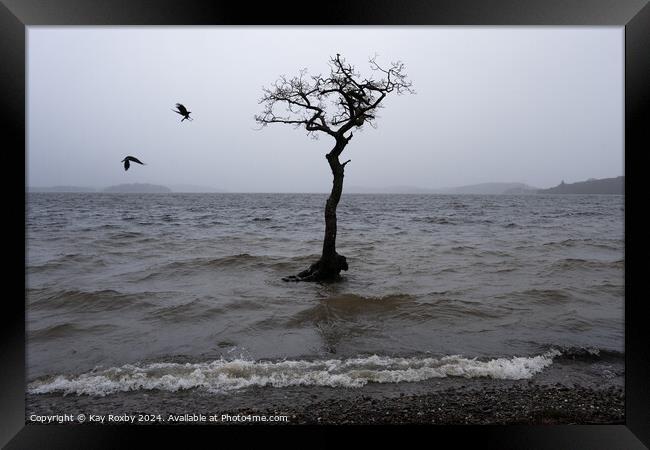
<box><xmin>121</xmin><ymin>156</ymin><xmax>145</xmax><ymax>171</ymax></box>
<box><xmin>172</xmin><ymin>103</ymin><xmax>193</xmax><ymax>122</ymax></box>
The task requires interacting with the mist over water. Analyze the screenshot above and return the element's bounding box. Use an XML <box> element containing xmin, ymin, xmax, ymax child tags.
<box><xmin>26</xmin><ymin>193</ymin><xmax>624</xmax><ymax>395</ymax></box>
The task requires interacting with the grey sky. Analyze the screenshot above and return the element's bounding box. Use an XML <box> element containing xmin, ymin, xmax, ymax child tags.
<box><xmin>27</xmin><ymin>27</ymin><xmax>623</xmax><ymax>192</ymax></box>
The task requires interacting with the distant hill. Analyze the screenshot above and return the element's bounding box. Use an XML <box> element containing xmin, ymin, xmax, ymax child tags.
<box><xmin>347</xmin><ymin>182</ymin><xmax>538</xmax><ymax>195</ymax></box>
<box><xmin>502</xmin><ymin>185</ymin><xmax>539</xmax><ymax>195</ymax></box>
<box><xmin>103</xmin><ymin>183</ymin><xmax>172</xmax><ymax>193</ymax></box>
<box><xmin>28</xmin><ymin>186</ymin><xmax>96</xmax><ymax>193</ymax></box>
<box><xmin>347</xmin><ymin>185</ymin><xmax>436</xmax><ymax>194</ymax></box>
<box><xmin>537</xmin><ymin>176</ymin><xmax>624</xmax><ymax>194</ymax></box>
<box><xmin>442</xmin><ymin>182</ymin><xmax>538</xmax><ymax>195</ymax></box>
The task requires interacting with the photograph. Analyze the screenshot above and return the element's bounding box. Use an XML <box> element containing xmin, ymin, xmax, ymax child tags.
<box><xmin>25</xmin><ymin>26</ymin><xmax>626</xmax><ymax>426</ymax></box>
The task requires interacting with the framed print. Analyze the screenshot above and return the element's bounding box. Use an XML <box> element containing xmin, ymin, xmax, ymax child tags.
<box><xmin>2</xmin><ymin>0</ymin><xmax>648</xmax><ymax>448</ymax></box>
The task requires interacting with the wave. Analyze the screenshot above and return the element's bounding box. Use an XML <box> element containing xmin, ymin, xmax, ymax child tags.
<box><xmin>532</xmin><ymin>344</ymin><xmax>624</xmax><ymax>362</ymax></box>
<box><xmin>503</xmin><ymin>289</ymin><xmax>573</xmax><ymax>305</ymax></box>
<box><xmin>287</xmin><ymin>293</ymin><xmax>419</xmax><ymax>324</ymax></box>
<box><xmin>134</xmin><ymin>254</ymin><xmax>320</xmax><ymax>279</ymax></box>
<box><xmin>565</xmin><ymin>211</ymin><xmax>608</xmax><ymax>217</ymax></box>
<box><xmin>412</xmin><ymin>216</ymin><xmax>455</xmax><ymax>225</ymax></box>
<box><xmin>28</xmin><ymin>351</ymin><xmax>561</xmax><ymax>397</ymax></box>
<box><xmin>27</xmin><ymin>254</ymin><xmax>106</xmax><ymax>272</ymax></box>
<box><xmin>131</xmin><ymin>255</ymin><xmax>269</xmax><ymax>279</ymax></box>
<box><xmin>288</xmin><ymin>292</ymin><xmax>517</xmax><ymax>325</ymax></box>
<box><xmin>450</xmin><ymin>245</ymin><xmax>474</xmax><ymax>252</ymax></box>
<box><xmin>412</xmin><ymin>217</ymin><xmax>496</xmax><ymax>226</ymax></box>
<box><xmin>29</xmin><ymin>323</ymin><xmax>117</xmax><ymax>341</ymax></box>
<box><xmin>28</xmin><ymin>289</ymin><xmax>158</xmax><ymax>312</ymax></box>
<box><xmin>550</xmin><ymin>258</ymin><xmax>623</xmax><ymax>270</ymax></box>
<box><xmin>146</xmin><ymin>301</ymin><xmax>225</xmax><ymax>323</ymax></box>
<box><xmin>542</xmin><ymin>238</ymin><xmax>622</xmax><ymax>250</ymax></box>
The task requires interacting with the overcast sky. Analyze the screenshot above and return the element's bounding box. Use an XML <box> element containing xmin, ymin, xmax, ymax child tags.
<box><xmin>27</xmin><ymin>27</ymin><xmax>623</xmax><ymax>192</ymax></box>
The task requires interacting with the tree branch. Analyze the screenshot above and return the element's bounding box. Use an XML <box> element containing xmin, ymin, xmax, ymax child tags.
<box><xmin>256</xmin><ymin>53</ymin><xmax>414</xmax><ymax>140</ymax></box>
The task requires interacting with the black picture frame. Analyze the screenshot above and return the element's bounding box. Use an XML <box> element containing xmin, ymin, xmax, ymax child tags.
<box><xmin>2</xmin><ymin>0</ymin><xmax>648</xmax><ymax>447</ymax></box>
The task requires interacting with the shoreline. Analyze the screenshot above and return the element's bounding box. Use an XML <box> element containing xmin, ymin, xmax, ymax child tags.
<box><xmin>26</xmin><ymin>382</ymin><xmax>624</xmax><ymax>425</ymax></box>
<box><xmin>261</xmin><ymin>384</ymin><xmax>624</xmax><ymax>425</ymax></box>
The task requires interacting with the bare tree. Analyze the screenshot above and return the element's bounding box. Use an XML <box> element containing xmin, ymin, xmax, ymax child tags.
<box><xmin>255</xmin><ymin>54</ymin><xmax>414</xmax><ymax>282</ymax></box>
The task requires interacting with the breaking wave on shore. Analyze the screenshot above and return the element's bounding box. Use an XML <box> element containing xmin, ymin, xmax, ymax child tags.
<box><xmin>29</xmin><ymin>351</ymin><xmax>562</xmax><ymax>397</ymax></box>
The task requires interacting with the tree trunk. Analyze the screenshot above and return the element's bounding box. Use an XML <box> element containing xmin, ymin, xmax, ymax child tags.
<box><xmin>318</xmin><ymin>145</ymin><xmax>349</xmax><ymax>276</ymax></box>
<box><xmin>283</xmin><ymin>138</ymin><xmax>349</xmax><ymax>282</ymax></box>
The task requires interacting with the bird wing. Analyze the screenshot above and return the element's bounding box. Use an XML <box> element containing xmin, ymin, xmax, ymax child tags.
<box><xmin>124</xmin><ymin>159</ymin><xmax>130</xmax><ymax>171</ymax></box>
<box><xmin>172</xmin><ymin>108</ymin><xmax>184</xmax><ymax>116</ymax></box>
<box><xmin>176</xmin><ymin>104</ymin><xmax>188</xmax><ymax>115</ymax></box>
<box><xmin>127</xmin><ymin>156</ymin><xmax>145</xmax><ymax>165</ymax></box>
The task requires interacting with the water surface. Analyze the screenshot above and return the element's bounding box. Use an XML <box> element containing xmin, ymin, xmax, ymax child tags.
<box><xmin>26</xmin><ymin>193</ymin><xmax>624</xmax><ymax>395</ymax></box>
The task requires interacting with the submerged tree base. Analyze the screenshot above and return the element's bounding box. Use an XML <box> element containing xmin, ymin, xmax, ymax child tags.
<box><xmin>282</xmin><ymin>253</ymin><xmax>349</xmax><ymax>282</ymax></box>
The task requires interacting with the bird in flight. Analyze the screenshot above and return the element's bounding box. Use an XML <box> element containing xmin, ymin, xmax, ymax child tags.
<box><xmin>121</xmin><ymin>156</ymin><xmax>145</xmax><ymax>171</ymax></box>
<box><xmin>172</xmin><ymin>103</ymin><xmax>193</xmax><ymax>122</ymax></box>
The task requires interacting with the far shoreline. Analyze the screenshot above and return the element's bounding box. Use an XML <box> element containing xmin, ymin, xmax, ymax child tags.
<box><xmin>26</xmin><ymin>175</ymin><xmax>624</xmax><ymax>195</ymax></box>
<box><xmin>27</xmin><ymin>191</ymin><xmax>625</xmax><ymax>195</ymax></box>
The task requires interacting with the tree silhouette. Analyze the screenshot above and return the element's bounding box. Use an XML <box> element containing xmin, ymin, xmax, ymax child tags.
<box><xmin>256</xmin><ymin>54</ymin><xmax>414</xmax><ymax>282</ymax></box>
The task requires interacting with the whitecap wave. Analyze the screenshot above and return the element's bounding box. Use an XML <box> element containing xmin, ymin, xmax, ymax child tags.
<box><xmin>28</xmin><ymin>351</ymin><xmax>561</xmax><ymax>397</ymax></box>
